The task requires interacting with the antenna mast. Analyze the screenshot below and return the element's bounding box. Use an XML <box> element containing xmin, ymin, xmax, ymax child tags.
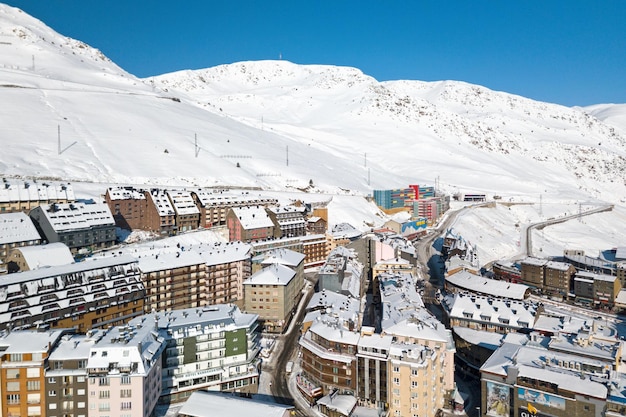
<box><xmin>286</xmin><ymin>146</ymin><xmax>289</xmax><ymax>167</ymax></box>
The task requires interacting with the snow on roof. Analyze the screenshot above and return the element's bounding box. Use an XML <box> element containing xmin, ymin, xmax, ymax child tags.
<box><xmin>522</xmin><ymin>257</ymin><xmax>549</xmax><ymax>267</ymax></box>
<box><xmin>517</xmin><ymin>364</ymin><xmax>607</xmax><ymax>398</ymax></box>
<box><xmin>443</xmin><ymin>293</ymin><xmax>537</xmax><ymax>329</ymax></box>
<box><xmin>304</xmin><ymin>289</ymin><xmax>360</xmax><ymax>325</ymax></box>
<box><xmin>577</xmin><ymin>270</ymin><xmax>617</xmax><ymax>283</ymax></box>
<box><xmin>482</xmin><ymin>343</ymin><xmax>610</xmax><ymax>399</ymax></box>
<box><xmin>317</xmin><ymin>394</ymin><xmax>357</xmax><ymax>416</ymax></box>
<box><xmin>192</xmin><ymin>189</ymin><xmax>277</xmax><ymax>207</ymax></box>
<box><xmin>15</xmin><ymin>242</ymin><xmax>74</xmax><ymax>269</ymax></box>
<box><xmin>0</xmin><ymin>329</ymin><xmax>68</xmax><ymax>354</ymax></box>
<box><xmin>532</xmin><ymin>314</ymin><xmax>591</xmax><ymax>335</ymax></box>
<box><xmin>357</xmin><ymin>332</ymin><xmax>394</xmax><ymax>351</ymax></box>
<box><xmin>129</xmin><ymin>305</ymin><xmax>258</xmax><ymax>336</ymax></box>
<box><xmin>35</xmin><ymin>202</ymin><xmax>114</xmax><ymax>232</ymax></box>
<box><xmin>147</xmin><ymin>189</ymin><xmax>175</xmax><ymax>216</ymax></box>
<box><xmin>88</xmin><ymin>319</ymin><xmax>164</xmax><ymax>375</ymax></box>
<box><xmin>453</xmin><ymin>326</ymin><xmax>504</xmax><ymax>351</ymax></box>
<box><xmin>615</xmin><ymin>247</ymin><xmax>626</xmax><ymax>261</ymax></box>
<box><xmin>244</xmin><ymin>263</ymin><xmax>295</xmax><ymax>286</ymax></box>
<box><xmin>196</xmin><ymin>241</ymin><xmax>251</xmax><ymax>266</ymax></box>
<box><xmin>0</xmin><ymin>253</ymin><xmax>138</xmax><ymax>287</ymax></box>
<box><xmin>0</xmin><ymin>181</ymin><xmax>74</xmax><ymax>203</ymax></box>
<box><xmin>260</xmin><ymin>248</ymin><xmax>305</xmax><ymax>267</ymax></box>
<box><xmin>0</xmin><ymin>212</ymin><xmax>40</xmax><ymax>244</ymax></box>
<box><xmin>548</xmin><ymin>332</ymin><xmax>620</xmax><ymax>362</ymax></box>
<box><xmin>300</xmin><ymin>319</ymin><xmax>359</xmax><ymax>364</ymax></box>
<box><xmin>545</xmin><ymin>260</ymin><xmax>573</xmax><ymax>271</ymax></box>
<box><xmin>445</xmin><ymin>269</ymin><xmax>529</xmax><ymax>300</ymax></box>
<box><xmin>267</xmin><ymin>205</ymin><xmax>306</xmax><ymax>215</ymax></box>
<box><xmin>48</xmin><ymin>333</ymin><xmax>94</xmax><ymax>361</ymax></box>
<box><xmin>167</xmin><ymin>190</ymin><xmax>200</xmax><ymax>215</ymax></box>
<box><xmin>137</xmin><ymin>250</ymin><xmax>205</xmax><ymax>273</ymax></box>
<box><xmin>177</xmin><ymin>391</ymin><xmax>293</xmax><ymax>417</ymax></box>
<box><xmin>231</xmin><ymin>206</ymin><xmax>274</xmax><ymax>229</ymax></box>
<box><xmin>331</xmin><ymin>222</ymin><xmax>362</xmax><ymax>240</ymax></box>
<box><xmin>106</xmin><ymin>186</ymin><xmax>146</xmax><ymax>200</ymax></box>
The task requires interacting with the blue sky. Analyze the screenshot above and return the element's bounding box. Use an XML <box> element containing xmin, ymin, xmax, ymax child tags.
<box><xmin>5</xmin><ymin>1</ymin><xmax>625</xmax><ymax>106</ymax></box>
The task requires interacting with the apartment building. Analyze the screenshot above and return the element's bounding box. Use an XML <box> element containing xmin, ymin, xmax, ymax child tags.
<box><xmin>226</xmin><ymin>206</ymin><xmax>276</xmax><ymax>242</ymax></box>
<box><xmin>0</xmin><ymin>255</ymin><xmax>145</xmax><ymax>332</ymax></box>
<box><xmin>0</xmin><ymin>329</ymin><xmax>70</xmax><ymax>417</ymax></box>
<box><xmin>145</xmin><ymin>189</ymin><xmax>176</xmax><ymax>236</ymax></box>
<box><xmin>86</xmin><ymin>323</ymin><xmax>165</xmax><ymax>417</ymax></box>
<box><xmin>142</xmin><ymin>305</ymin><xmax>261</xmax><ymax>404</ymax></box>
<box><xmin>137</xmin><ymin>250</ymin><xmax>207</xmax><ymax>314</ymax></box>
<box><xmin>104</xmin><ymin>186</ymin><xmax>148</xmax><ymax>230</ymax></box>
<box><xmin>29</xmin><ymin>203</ymin><xmax>116</xmax><ymax>254</ymax></box>
<box><xmin>300</xmin><ymin>233</ymin><xmax>331</xmax><ymax>268</ymax></box>
<box><xmin>197</xmin><ymin>241</ymin><xmax>252</xmax><ymax>308</ymax></box>
<box><xmin>544</xmin><ymin>260</ymin><xmax>577</xmax><ymax>297</ymax></box>
<box><xmin>7</xmin><ymin>242</ymin><xmax>73</xmax><ymax>273</ymax></box>
<box><xmin>266</xmin><ymin>205</ymin><xmax>307</xmax><ymax>238</ymax></box>
<box><xmin>167</xmin><ymin>190</ymin><xmax>200</xmax><ymax>233</ymax></box>
<box><xmin>243</xmin><ymin>263</ymin><xmax>300</xmax><ymax>333</ymax></box>
<box><xmin>191</xmin><ymin>189</ymin><xmax>277</xmax><ymax>228</ymax></box>
<box><xmin>45</xmin><ymin>333</ymin><xmax>94</xmax><ymax>417</ymax></box>
<box><xmin>0</xmin><ymin>211</ymin><xmax>41</xmax><ymax>273</ymax></box>
<box><xmin>0</xmin><ymin>180</ymin><xmax>75</xmax><ymax>213</ymax></box>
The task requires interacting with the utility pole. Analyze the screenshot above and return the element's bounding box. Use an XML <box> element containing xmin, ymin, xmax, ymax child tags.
<box><xmin>364</xmin><ymin>152</ymin><xmax>367</xmax><ymax>168</ymax></box>
<box><xmin>286</xmin><ymin>145</ymin><xmax>289</xmax><ymax>167</ymax></box>
<box><xmin>368</xmin><ymin>168</ymin><xmax>370</xmax><ymax>186</ymax></box>
<box><xmin>539</xmin><ymin>194</ymin><xmax>543</xmax><ymax>217</ymax></box>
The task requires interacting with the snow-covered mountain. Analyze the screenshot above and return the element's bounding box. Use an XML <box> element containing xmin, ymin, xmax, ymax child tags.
<box><xmin>1</xmin><ymin>3</ymin><xmax>625</xmax><ymax>206</ymax></box>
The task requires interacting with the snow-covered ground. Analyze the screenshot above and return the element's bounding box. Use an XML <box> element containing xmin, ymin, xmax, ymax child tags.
<box><xmin>1</xmin><ymin>3</ymin><xmax>625</xmax><ymax>265</ymax></box>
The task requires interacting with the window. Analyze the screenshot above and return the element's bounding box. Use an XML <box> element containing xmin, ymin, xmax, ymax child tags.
<box><xmin>99</xmin><ymin>377</ymin><xmax>109</xmax><ymax>386</ymax></box>
<box><xmin>49</xmin><ymin>390</ymin><xmax>57</xmax><ymax>396</ymax></box>
<box><xmin>121</xmin><ymin>401</ymin><xmax>132</xmax><ymax>410</ymax></box>
<box><xmin>27</xmin><ymin>380</ymin><xmax>41</xmax><ymax>391</ymax></box>
<box><xmin>99</xmin><ymin>390</ymin><xmax>110</xmax><ymax>399</ymax></box>
<box><xmin>98</xmin><ymin>402</ymin><xmax>110</xmax><ymax>411</ymax></box>
<box><xmin>120</xmin><ymin>389</ymin><xmax>131</xmax><ymax>398</ymax></box>
<box><xmin>121</xmin><ymin>376</ymin><xmax>131</xmax><ymax>385</ymax></box>
<box><xmin>7</xmin><ymin>394</ymin><xmax>20</xmax><ymax>404</ymax></box>
<box><xmin>6</xmin><ymin>368</ymin><xmax>20</xmax><ymax>379</ymax></box>
<box><xmin>10</xmin><ymin>353</ymin><xmax>23</xmax><ymax>361</ymax></box>
<box><xmin>393</xmin><ymin>366</ymin><xmax>400</xmax><ymax>373</ymax></box>
<box><xmin>27</xmin><ymin>367</ymin><xmax>41</xmax><ymax>377</ymax></box>
<box><xmin>393</xmin><ymin>377</ymin><xmax>400</xmax><ymax>385</ymax></box>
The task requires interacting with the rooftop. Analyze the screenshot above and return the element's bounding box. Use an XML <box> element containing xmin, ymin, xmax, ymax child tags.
<box><xmin>0</xmin><ymin>212</ymin><xmax>40</xmax><ymax>245</ymax></box>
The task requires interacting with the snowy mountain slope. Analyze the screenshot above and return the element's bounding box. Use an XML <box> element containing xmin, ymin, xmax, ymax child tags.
<box><xmin>1</xmin><ymin>3</ymin><xmax>625</xmax><ymax>207</ymax></box>
<box><xmin>151</xmin><ymin>61</ymin><xmax>626</xmax><ymax>203</ymax></box>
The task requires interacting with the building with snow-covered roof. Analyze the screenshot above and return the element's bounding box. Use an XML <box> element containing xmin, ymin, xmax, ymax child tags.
<box><xmin>226</xmin><ymin>206</ymin><xmax>276</xmax><ymax>243</ymax></box>
<box><xmin>266</xmin><ymin>204</ymin><xmax>307</xmax><ymax>238</ymax></box>
<box><xmin>191</xmin><ymin>189</ymin><xmax>278</xmax><ymax>228</ymax></box>
<box><xmin>0</xmin><ymin>328</ymin><xmax>71</xmax><ymax>417</ymax></box>
<box><xmin>29</xmin><ymin>202</ymin><xmax>116</xmax><ymax>253</ymax></box>
<box><xmin>573</xmin><ymin>271</ymin><xmax>622</xmax><ymax>307</ymax></box>
<box><xmin>520</xmin><ymin>256</ymin><xmax>548</xmax><ymax>289</ymax></box>
<box><xmin>104</xmin><ymin>186</ymin><xmax>148</xmax><ymax>231</ymax></box>
<box><xmin>0</xmin><ymin>211</ymin><xmax>41</xmax><ymax>272</ymax></box>
<box><xmin>176</xmin><ymin>390</ymin><xmax>293</xmax><ymax>417</ymax></box>
<box><xmin>544</xmin><ymin>260</ymin><xmax>577</xmax><ymax>297</ymax></box>
<box><xmin>0</xmin><ymin>179</ymin><xmax>74</xmax><ymax>213</ymax></box>
<box><xmin>318</xmin><ymin>246</ymin><xmax>364</xmax><ymax>299</ymax></box>
<box><xmin>445</xmin><ymin>269</ymin><xmax>531</xmax><ymax>300</ymax></box>
<box><xmin>7</xmin><ymin>241</ymin><xmax>73</xmax><ymax>273</ymax></box>
<box><xmin>243</xmin><ymin>263</ymin><xmax>301</xmax><ymax>333</ymax></box>
<box><xmin>0</xmin><ymin>254</ymin><xmax>145</xmax><ymax>332</ymax></box>
<box><xmin>136</xmin><ymin>250</ymin><xmax>207</xmax><ymax>314</ymax></box>
<box><xmin>372</xmin><ymin>256</ymin><xmax>416</xmax><ymax>278</ymax></box>
<box><xmin>479</xmin><ymin>341</ymin><xmax>625</xmax><ymax>417</ymax></box>
<box><xmin>87</xmin><ymin>319</ymin><xmax>165</xmax><ymax>417</ymax></box>
<box><xmin>493</xmin><ymin>260</ymin><xmax>522</xmax><ymax>283</ymax></box>
<box><xmin>167</xmin><ymin>190</ymin><xmax>201</xmax><ymax>233</ymax></box>
<box><xmin>442</xmin><ymin>292</ymin><xmax>542</xmax><ymax>335</ymax></box>
<box><xmin>303</xmin><ymin>289</ymin><xmax>361</xmax><ymax>334</ymax></box>
<box><xmin>307</xmin><ymin>215</ymin><xmax>327</xmax><ymax>235</ymax></box>
<box><xmin>300</xmin><ymin>233</ymin><xmax>331</xmax><ymax>268</ymax></box>
<box><xmin>130</xmin><ymin>305</ymin><xmax>261</xmax><ymax>403</ymax></box>
<box><xmin>196</xmin><ymin>241</ymin><xmax>252</xmax><ymax>307</ymax></box>
<box><xmin>146</xmin><ymin>188</ymin><xmax>177</xmax><ymax>236</ymax></box>
<box><xmin>45</xmin><ymin>332</ymin><xmax>95</xmax><ymax>417</ymax></box>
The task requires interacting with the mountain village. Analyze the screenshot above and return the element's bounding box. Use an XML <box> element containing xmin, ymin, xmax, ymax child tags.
<box><xmin>1</xmin><ymin>3</ymin><xmax>626</xmax><ymax>417</ymax></box>
<box><xmin>0</xmin><ymin>179</ymin><xmax>625</xmax><ymax>417</ymax></box>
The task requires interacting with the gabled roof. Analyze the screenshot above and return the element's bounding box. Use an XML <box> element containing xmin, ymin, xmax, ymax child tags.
<box><xmin>446</xmin><ymin>269</ymin><xmax>529</xmax><ymax>300</ymax></box>
<box><xmin>231</xmin><ymin>206</ymin><xmax>274</xmax><ymax>229</ymax></box>
<box><xmin>244</xmin><ymin>263</ymin><xmax>295</xmax><ymax>286</ymax></box>
<box><xmin>33</xmin><ymin>203</ymin><xmax>114</xmax><ymax>232</ymax></box>
<box><xmin>0</xmin><ymin>212</ymin><xmax>40</xmax><ymax>244</ymax></box>
<box><xmin>166</xmin><ymin>190</ymin><xmax>200</xmax><ymax>215</ymax></box>
<box><xmin>260</xmin><ymin>248</ymin><xmax>305</xmax><ymax>267</ymax></box>
<box><xmin>15</xmin><ymin>242</ymin><xmax>73</xmax><ymax>268</ymax></box>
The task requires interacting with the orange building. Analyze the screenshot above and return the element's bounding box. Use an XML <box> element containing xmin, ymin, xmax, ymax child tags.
<box><xmin>0</xmin><ymin>329</ymin><xmax>72</xmax><ymax>417</ymax></box>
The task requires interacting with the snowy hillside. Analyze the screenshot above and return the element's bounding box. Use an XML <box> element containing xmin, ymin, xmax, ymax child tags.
<box><xmin>1</xmin><ymin>3</ymin><xmax>626</xmax><ymax>263</ymax></box>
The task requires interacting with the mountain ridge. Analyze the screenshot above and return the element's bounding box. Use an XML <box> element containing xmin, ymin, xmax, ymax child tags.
<box><xmin>1</xmin><ymin>3</ymin><xmax>625</xmax><ymax>205</ymax></box>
